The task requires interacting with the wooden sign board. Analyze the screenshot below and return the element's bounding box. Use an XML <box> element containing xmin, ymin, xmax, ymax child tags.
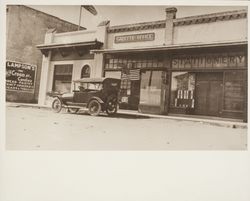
<box><xmin>6</xmin><ymin>61</ymin><xmax>37</xmax><ymax>93</ymax></box>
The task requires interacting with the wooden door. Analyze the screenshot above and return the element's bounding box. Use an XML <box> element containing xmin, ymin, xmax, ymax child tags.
<box><xmin>195</xmin><ymin>73</ymin><xmax>223</xmax><ymax>116</ymax></box>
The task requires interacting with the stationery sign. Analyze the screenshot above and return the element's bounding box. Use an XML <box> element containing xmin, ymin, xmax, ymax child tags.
<box><xmin>172</xmin><ymin>52</ymin><xmax>246</xmax><ymax>69</ymax></box>
<box><xmin>6</xmin><ymin>61</ymin><xmax>37</xmax><ymax>93</ymax></box>
<box><xmin>115</xmin><ymin>33</ymin><xmax>155</xmax><ymax>43</ymax></box>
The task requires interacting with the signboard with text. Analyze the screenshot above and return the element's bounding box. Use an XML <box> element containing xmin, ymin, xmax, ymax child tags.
<box><xmin>6</xmin><ymin>61</ymin><xmax>37</xmax><ymax>93</ymax></box>
<box><xmin>172</xmin><ymin>52</ymin><xmax>246</xmax><ymax>69</ymax></box>
<box><xmin>115</xmin><ymin>33</ymin><xmax>155</xmax><ymax>43</ymax></box>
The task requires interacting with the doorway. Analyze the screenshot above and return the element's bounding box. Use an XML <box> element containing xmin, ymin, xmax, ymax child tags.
<box><xmin>195</xmin><ymin>72</ymin><xmax>223</xmax><ymax>116</ymax></box>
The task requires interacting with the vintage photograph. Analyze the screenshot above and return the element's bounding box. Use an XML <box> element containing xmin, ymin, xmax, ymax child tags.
<box><xmin>5</xmin><ymin>5</ymin><xmax>248</xmax><ymax>150</ymax></box>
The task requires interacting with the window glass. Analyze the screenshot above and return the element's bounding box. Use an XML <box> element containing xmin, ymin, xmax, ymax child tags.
<box><xmin>105</xmin><ymin>71</ymin><xmax>121</xmax><ymax>79</ymax></box>
<box><xmin>224</xmin><ymin>71</ymin><xmax>245</xmax><ymax>111</ymax></box>
<box><xmin>81</xmin><ymin>65</ymin><xmax>90</xmax><ymax>78</ymax></box>
<box><xmin>140</xmin><ymin>71</ymin><xmax>162</xmax><ymax>106</ymax></box>
<box><xmin>170</xmin><ymin>72</ymin><xmax>195</xmax><ymax>108</ymax></box>
<box><xmin>53</xmin><ymin>65</ymin><xmax>73</xmax><ymax>93</ymax></box>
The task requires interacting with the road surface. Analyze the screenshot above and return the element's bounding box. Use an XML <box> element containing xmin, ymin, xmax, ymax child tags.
<box><xmin>5</xmin><ymin>107</ymin><xmax>247</xmax><ymax>150</ymax></box>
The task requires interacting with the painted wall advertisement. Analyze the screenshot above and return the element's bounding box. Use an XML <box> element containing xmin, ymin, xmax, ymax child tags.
<box><xmin>6</xmin><ymin>61</ymin><xmax>37</xmax><ymax>93</ymax></box>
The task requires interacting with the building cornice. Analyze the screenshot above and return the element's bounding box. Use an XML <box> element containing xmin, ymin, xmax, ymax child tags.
<box><xmin>107</xmin><ymin>20</ymin><xmax>166</xmax><ymax>33</ymax></box>
<box><xmin>107</xmin><ymin>9</ymin><xmax>247</xmax><ymax>33</ymax></box>
<box><xmin>174</xmin><ymin>9</ymin><xmax>247</xmax><ymax>26</ymax></box>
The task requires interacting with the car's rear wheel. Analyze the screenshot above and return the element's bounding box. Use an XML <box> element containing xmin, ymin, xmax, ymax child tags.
<box><xmin>106</xmin><ymin>96</ymin><xmax>118</xmax><ymax>115</ymax></box>
<box><xmin>88</xmin><ymin>99</ymin><xmax>101</xmax><ymax>116</ymax></box>
<box><xmin>52</xmin><ymin>98</ymin><xmax>62</xmax><ymax>113</ymax></box>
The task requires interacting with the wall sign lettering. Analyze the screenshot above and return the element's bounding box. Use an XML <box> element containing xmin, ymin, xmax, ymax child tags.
<box><xmin>115</xmin><ymin>33</ymin><xmax>155</xmax><ymax>43</ymax></box>
<box><xmin>172</xmin><ymin>52</ymin><xmax>246</xmax><ymax>69</ymax></box>
<box><xmin>6</xmin><ymin>61</ymin><xmax>37</xmax><ymax>93</ymax></box>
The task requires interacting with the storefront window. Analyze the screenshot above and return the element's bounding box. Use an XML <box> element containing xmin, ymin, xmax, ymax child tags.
<box><xmin>104</xmin><ymin>71</ymin><xmax>121</xmax><ymax>79</ymax></box>
<box><xmin>140</xmin><ymin>71</ymin><xmax>162</xmax><ymax>106</ymax></box>
<box><xmin>170</xmin><ymin>72</ymin><xmax>195</xmax><ymax>108</ymax></box>
<box><xmin>53</xmin><ymin>64</ymin><xmax>73</xmax><ymax>93</ymax></box>
<box><xmin>223</xmin><ymin>71</ymin><xmax>245</xmax><ymax>111</ymax></box>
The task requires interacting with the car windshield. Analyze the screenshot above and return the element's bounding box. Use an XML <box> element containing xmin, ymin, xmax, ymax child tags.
<box><xmin>75</xmin><ymin>82</ymin><xmax>103</xmax><ymax>91</ymax></box>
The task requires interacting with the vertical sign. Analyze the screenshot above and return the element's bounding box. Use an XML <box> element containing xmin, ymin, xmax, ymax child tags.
<box><xmin>6</xmin><ymin>61</ymin><xmax>37</xmax><ymax>93</ymax></box>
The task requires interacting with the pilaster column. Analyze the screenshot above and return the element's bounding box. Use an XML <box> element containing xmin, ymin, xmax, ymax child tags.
<box><xmin>38</xmin><ymin>30</ymin><xmax>54</xmax><ymax>105</ymax></box>
<box><xmin>165</xmin><ymin>7</ymin><xmax>177</xmax><ymax>45</ymax></box>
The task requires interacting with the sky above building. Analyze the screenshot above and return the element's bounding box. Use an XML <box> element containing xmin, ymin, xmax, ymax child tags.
<box><xmin>28</xmin><ymin>5</ymin><xmax>246</xmax><ymax>30</ymax></box>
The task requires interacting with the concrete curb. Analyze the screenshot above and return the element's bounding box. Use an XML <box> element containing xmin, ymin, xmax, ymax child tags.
<box><xmin>6</xmin><ymin>102</ymin><xmax>247</xmax><ymax>129</ymax></box>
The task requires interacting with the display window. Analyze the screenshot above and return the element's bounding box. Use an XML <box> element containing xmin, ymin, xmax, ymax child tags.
<box><xmin>52</xmin><ymin>64</ymin><xmax>73</xmax><ymax>93</ymax></box>
<box><xmin>140</xmin><ymin>70</ymin><xmax>162</xmax><ymax>106</ymax></box>
<box><xmin>170</xmin><ymin>72</ymin><xmax>195</xmax><ymax>109</ymax></box>
<box><xmin>223</xmin><ymin>71</ymin><xmax>246</xmax><ymax>111</ymax></box>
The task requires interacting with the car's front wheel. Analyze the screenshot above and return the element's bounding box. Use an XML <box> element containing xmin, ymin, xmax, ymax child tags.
<box><xmin>88</xmin><ymin>99</ymin><xmax>101</xmax><ymax>116</ymax></box>
<box><xmin>52</xmin><ymin>98</ymin><xmax>62</xmax><ymax>113</ymax></box>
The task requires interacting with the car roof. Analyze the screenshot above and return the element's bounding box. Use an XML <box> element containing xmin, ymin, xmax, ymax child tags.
<box><xmin>73</xmin><ymin>77</ymin><xmax>120</xmax><ymax>83</ymax></box>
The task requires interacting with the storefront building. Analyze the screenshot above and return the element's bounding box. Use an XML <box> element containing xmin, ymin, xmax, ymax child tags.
<box><xmin>38</xmin><ymin>7</ymin><xmax>247</xmax><ymax>121</ymax></box>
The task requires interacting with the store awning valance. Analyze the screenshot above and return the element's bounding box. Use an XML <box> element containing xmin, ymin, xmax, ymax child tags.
<box><xmin>91</xmin><ymin>41</ymin><xmax>247</xmax><ymax>54</ymax></box>
<box><xmin>37</xmin><ymin>40</ymin><xmax>103</xmax><ymax>56</ymax></box>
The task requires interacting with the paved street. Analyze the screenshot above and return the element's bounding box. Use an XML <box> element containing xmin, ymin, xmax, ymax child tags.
<box><xmin>6</xmin><ymin>107</ymin><xmax>247</xmax><ymax>150</ymax></box>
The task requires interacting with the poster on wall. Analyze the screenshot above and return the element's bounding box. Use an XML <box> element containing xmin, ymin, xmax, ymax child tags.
<box><xmin>6</xmin><ymin>60</ymin><xmax>37</xmax><ymax>93</ymax></box>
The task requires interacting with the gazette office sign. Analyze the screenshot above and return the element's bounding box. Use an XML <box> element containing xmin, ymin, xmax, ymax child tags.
<box><xmin>6</xmin><ymin>61</ymin><xmax>37</xmax><ymax>93</ymax></box>
<box><xmin>115</xmin><ymin>33</ymin><xmax>155</xmax><ymax>43</ymax></box>
<box><xmin>172</xmin><ymin>52</ymin><xmax>246</xmax><ymax>69</ymax></box>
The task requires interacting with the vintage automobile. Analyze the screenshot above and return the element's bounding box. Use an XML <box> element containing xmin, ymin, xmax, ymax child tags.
<box><xmin>51</xmin><ymin>77</ymin><xmax>121</xmax><ymax>116</ymax></box>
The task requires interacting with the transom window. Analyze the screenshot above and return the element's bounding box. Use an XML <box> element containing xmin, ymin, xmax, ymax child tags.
<box><xmin>104</xmin><ymin>54</ymin><xmax>164</xmax><ymax>70</ymax></box>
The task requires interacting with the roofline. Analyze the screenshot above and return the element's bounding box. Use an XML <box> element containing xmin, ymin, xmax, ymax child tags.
<box><xmin>91</xmin><ymin>41</ymin><xmax>247</xmax><ymax>54</ymax></box>
<box><xmin>107</xmin><ymin>9</ymin><xmax>247</xmax><ymax>33</ymax></box>
<box><xmin>174</xmin><ymin>9</ymin><xmax>247</xmax><ymax>26</ymax></box>
<box><xmin>7</xmin><ymin>5</ymin><xmax>86</xmax><ymax>30</ymax></box>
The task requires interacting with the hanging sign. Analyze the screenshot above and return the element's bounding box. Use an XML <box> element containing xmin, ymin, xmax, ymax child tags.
<box><xmin>6</xmin><ymin>61</ymin><xmax>37</xmax><ymax>93</ymax></box>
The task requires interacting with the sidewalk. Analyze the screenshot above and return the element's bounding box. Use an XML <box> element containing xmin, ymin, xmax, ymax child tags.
<box><xmin>6</xmin><ymin>102</ymin><xmax>247</xmax><ymax>129</ymax></box>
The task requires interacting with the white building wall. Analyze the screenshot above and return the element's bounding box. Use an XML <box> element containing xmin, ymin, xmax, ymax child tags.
<box><xmin>173</xmin><ymin>18</ymin><xmax>247</xmax><ymax>45</ymax></box>
<box><xmin>52</xmin><ymin>30</ymin><xmax>97</xmax><ymax>44</ymax></box>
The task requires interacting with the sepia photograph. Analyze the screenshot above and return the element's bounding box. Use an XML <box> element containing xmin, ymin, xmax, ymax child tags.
<box><xmin>1</xmin><ymin>2</ymin><xmax>250</xmax><ymax>201</ymax></box>
<box><xmin>5</xmin><ymin>4</ymin><xmax>248</xmax><ymax>150</ymax></box>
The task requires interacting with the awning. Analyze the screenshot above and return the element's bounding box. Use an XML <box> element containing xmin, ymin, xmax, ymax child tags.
<box><xmin>37</xmin><ymin>40</ymin><xmax>103</xmax><ymax>56</ymax></box>
<box><xmin>91</xmin><ymin>41</ymin><xmax>247</xmax><ymax>54</ymax></box>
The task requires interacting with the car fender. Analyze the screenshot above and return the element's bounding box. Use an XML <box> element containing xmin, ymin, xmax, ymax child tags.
<box><xmin>87</xmin><ymin>97</ymin><xmax>104</xmax><ymax>107</ymax></box>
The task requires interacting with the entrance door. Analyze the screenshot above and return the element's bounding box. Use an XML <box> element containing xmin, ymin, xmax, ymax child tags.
<box><xmin>195</xmin><ymin>73</ymin><xmax>223</xmax><ymax>116</ymax></box>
